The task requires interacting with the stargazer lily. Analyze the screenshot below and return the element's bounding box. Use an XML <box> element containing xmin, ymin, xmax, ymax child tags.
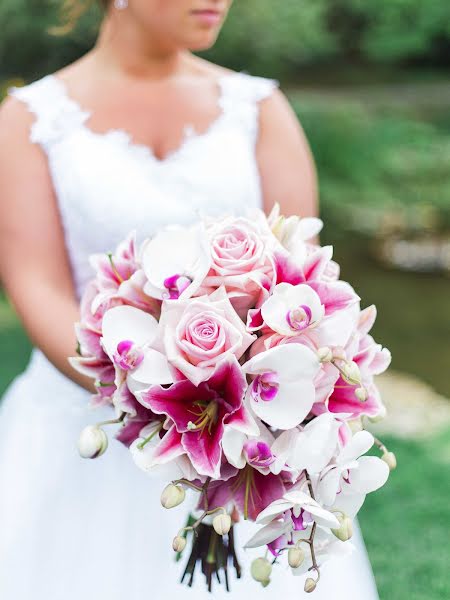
<box><xmin>198</xmin><ymin>466</ymin><xmax>286</xmax><ymax>521</ymax></box>
<box><xmin>101</xmin><ymin>305</ymin><xmax>173</xmax><ymax>397</ymax></box>
<box><xmin>243</xmin><ymin>344</ymin><xmax>321</xmax><ymax>430</ymax></box>
<box><xmin>138</xmin><ymin>357</ymin><xmax>254</xmax><ymax>479</ymax></box>
<box><xmin>141</xmin><ymin>223</ymin><xmax>211</xmax><ymax>301</ymax></box>
<box><xmin>130</xmin><ymin>421</ymin><xmax>199</xmax><ymax>481</ymax></box>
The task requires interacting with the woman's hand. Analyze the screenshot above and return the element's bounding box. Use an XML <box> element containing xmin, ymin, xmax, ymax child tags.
<box><xmin>257</xmin><ymin>88</ymin><xmax>319</xmax><ymax>219</ymax></box>
<box><xmin>0</xmin><ymin>96</ymin><xmax>95</xmax><ymax>393</ymax></box>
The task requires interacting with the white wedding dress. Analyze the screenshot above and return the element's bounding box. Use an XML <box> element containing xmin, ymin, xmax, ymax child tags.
<box><xmin>0</xmin><ymin>71</ymin><xmax>380</xmax><ymax>599</ymax></box>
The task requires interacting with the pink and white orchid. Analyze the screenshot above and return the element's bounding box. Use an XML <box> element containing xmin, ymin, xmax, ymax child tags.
<box><xmin>101</xmin><ymin>305</ymin><xmax>173</xmax><ymax>393</ymax></box>
<box><xmin>243</xmin><ymin>344</ymin><xmax>321</xmax><ymax>429</ymax></box>
<box><xmin>244</xmin><ymin>490</ymin><xmax>339</xmax><ymax>550</ymax></box>
<box><xmin>141</xmin><ymin>223</ymin><xmax>211</xmax><ymax>301</ymax></box>
<box><xmin>261</xmin><ymin>282</ymin><xmax>325</xmax><ymax>336</ymax></box>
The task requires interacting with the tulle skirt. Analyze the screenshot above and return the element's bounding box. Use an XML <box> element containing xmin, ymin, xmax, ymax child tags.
<box><xmin>0</xmin><ymin>349</ymin><xmax>379</xmax><ymax>599</ymax></box>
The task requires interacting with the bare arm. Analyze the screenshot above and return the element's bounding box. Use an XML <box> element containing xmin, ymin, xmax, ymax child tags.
<box><xmin>256</xmin><ymin>88</ymin><xmax>319</xmax><ymax>218</ymax></box>
<box><xmin>0</xmin><ymin>97</ymin><xmax>94</xmax><ymax>392</ymax></box>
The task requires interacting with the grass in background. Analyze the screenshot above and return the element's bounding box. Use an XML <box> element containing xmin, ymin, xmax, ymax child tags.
<box><xmin>289</xmin><ymin>89</ymin><xmax>450</xmax><ymax>228</ymax></box>
<box><xmin>359</xmin><ymin>431</ymin><xmax>450</xmax><ymax>600</ymax></box>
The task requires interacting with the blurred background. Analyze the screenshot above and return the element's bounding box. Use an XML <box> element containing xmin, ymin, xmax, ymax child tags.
<box><xmin>0</xmin><ymin>2</ymin><xmax>449</xmax><ymax>598</ymax></box>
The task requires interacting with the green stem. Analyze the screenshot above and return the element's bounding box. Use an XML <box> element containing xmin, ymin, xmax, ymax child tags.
<box><xmin>137</xmin><ymin>422</ymin><xmax>164</xmax><ymax>449</ymax></box>
<box><xmin>97</xmin><ymin>413</ymin><xmax>126</xmax><ymax>427</ymax></box>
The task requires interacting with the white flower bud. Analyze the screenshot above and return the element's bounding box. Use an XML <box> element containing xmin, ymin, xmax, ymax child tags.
<box><xmin>172</xmin><ymin>535</ymin><xmax>187</xmax><ymax>552</ymax></box>
<box><xmin>78</xmin><ymin>425</ymin><xmax>108</xmax><ymax>459</ymax></box>
<box><xmin>160</xmin><ymin>483</ymin><xmax>186</xmax><ymax>509</ymax></box>
<box><xmin>355</xmin><ymin>386</ymin><xmax>368</xmax><ymax>402</ymax></box>
<box><xmin>288</xmin><ymin>546</ymin><xmax>305</xmax><ymax>568</ymax></box>
<box><xmin>341</xmin><ymin>361</ymin><xmax>362</xmax><ymax>386</ymax></box>
<box><xmin>304</xmin><ymin>578</ymin><xmax>317</xmax><ymax>593</ymax></box>
<box><xmin>317</xmin><ymin>347</ymin><xmax>333</xmax><ymax>363</ymax></box>
<box><xmin>251</xmin><ymin>557</ymin><xmax>272</xmax><ymax>584</ymax></box>
<box><xmin>332</xmin><ymin>514</ymin><xmax>353</xmax><ymax>542</ymax></box>
<box><xmin>332</xmin><ymin>346</ymin><xmax>347</xmax><ymax>361</ymax></box>
<box><xmin>348</xmin><ymin>418</ymin><xmax>363</xmax><ymax>434</ymax></box>
<box><xmin>382</xmin><ymin>451</ymin><xmax>397</xmax><ymax>471</ymax></box>
<box><xmin>213</xmin><ymin>513</ymin><xmax>231</xmax><ymax>536</ymax></box>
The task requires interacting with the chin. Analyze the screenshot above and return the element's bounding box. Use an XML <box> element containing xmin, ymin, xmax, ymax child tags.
<box><xmin>186</xmin><ymin>32</ymin><xmax>220</xmax><ymax>52</ymax></box>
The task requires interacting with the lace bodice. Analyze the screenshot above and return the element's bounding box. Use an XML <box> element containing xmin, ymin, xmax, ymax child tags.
<box><xmin>9</xmin><ymin>71</ymin><xmax>278</xmax><ymax>298</ymax></box>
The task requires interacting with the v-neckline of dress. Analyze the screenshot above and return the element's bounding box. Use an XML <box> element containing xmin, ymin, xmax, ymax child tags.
<box><xmin>48</xmin><ymin>71</ymin><xmax>242</xmax><ymax>166</ymax></box>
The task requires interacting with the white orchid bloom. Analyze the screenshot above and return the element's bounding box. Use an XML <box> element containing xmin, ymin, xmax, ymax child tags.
<box><xmin>316</xmin><ymin>430</ymin><xmax>390</xmax><ymax>508</ymax></box>
<box><xmin>271</xmin><ymin>413</ymin><xmax>342</xmax><ymax>475</ymax></box>
<box><xmin>101</xmin><ymin>305</ymin><xmax>173</xmax><ymax>389</ymax></box>
<box><xmin>141</xmin><ymin>223</ymin><xmax>211</xmax><ymax>301</ymax></box>
<box><xmin>242</xmin><ymin>344</ymin><xmax>321</xmax><ymax>430</ymax></box>
<box><xmin>244</xmin><ymin>490</ymin><xmax>339</xmax><ymax>549</ymax></box>
<box><xmin>261</xmin><ymin>283</ymin><xmax>325</xmax><ymax>337</ymax></box>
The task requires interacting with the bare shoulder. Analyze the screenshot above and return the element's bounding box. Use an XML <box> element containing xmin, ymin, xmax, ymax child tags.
<box><xmin>255</xmin><ymin>87</ymin><xmax>318</xmax><ymax>218</ymax></box>
<box><xmin>0</xmin><ymin>94</ymin><xmax>35</xmax><ymax>145</ymax></box>
<box><xmin>258</xmin><ymin>86</ymin><xmax>302</xmax><ymax>133</ymax></box>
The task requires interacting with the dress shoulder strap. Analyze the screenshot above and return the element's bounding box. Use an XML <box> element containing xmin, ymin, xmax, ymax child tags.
<box><xmin>8</xmin><ymin>75</ymin><xmax>89</xmax><ymax>149</ymax></box>
<box><xmin>218</xmin><ymin>71</ymin><xmax>280</xmax><ymax>143</ymax></box>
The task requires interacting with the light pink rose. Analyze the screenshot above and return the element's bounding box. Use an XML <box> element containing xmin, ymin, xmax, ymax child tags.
<box><xmin>159</xmin><ymin>288</ymin><xmax>255</xmax><ymax>385</ymax></box>
<box><xmin>199</xmin><ymin>216</ymin><xmax>275</xmax><ymax>318</ymax></box>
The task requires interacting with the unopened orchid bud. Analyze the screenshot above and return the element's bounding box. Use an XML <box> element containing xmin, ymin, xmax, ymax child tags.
<box><xmin>355</xmin><ymin>386</ymin><xmax>368</xmax><ymax>402</ymax></box>
<box><xmin>160</xmin><ymin>483</ymin><xmax>185</xmax><ymax>509</ymax></box>
<box><xmin>332</xmin><ymin>514</ymin><xmax>353</xmax><ymax>542</ymax></box>
<box><xmin>341</xmin><ymin>361</ymin><xmax>362</xmax><ymax>386</ymax></box>
<box><xmin>288</xmin><ymin>546</ymin><xmax>305</xmax><ymax>568</ymax></box>
<box><xmin>172</xmin><ymin>535</ymin><xmax>187</xmax><ymax>552</ymax></box>
<box><xmin>251</xmin><ymin>557</ymin><xmax>272</xmax><ymax>584</ymax></box>
<box><xmin>213</xmin><ymin>513</ymin><xmax>231</xmax><ymax>536</ymax></box>
<box><xmin>304</xmin><ymin>578</ymin><xmax>317</xmax><ymax>593</ymax></box>
<box><xmin>78</xmin><ymin>425</ymin><xmax>108</xmax><ymax>459</ymax></box>
<box><xmin>348</xmin><ymin>418</ymin><xmax>363</xmax><ymax>434</ymax></box>
<box><xmin>332</xmin><ymin>346</ymin><xmax>347</xmax><ymax>361</ymax></box>
<box><xmin>317</xmin><ymin>347</ymin><xmax>333</xmax><ymax>363</ymax></box>
<box><xmin>382</xmin><ymin>451</ymin><xmax>397</xmax><ymax>471</ymax></box>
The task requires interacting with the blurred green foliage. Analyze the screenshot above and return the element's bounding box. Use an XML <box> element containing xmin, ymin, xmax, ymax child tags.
<box><xmin>1</xmin><ymin>0</ymin><xmax>450</xmax><ymax>80</ymax></box>
<box><xmin>291</xmin><ymin>97</ymin><xmax>450</xmax><ymax>227</ymax></box>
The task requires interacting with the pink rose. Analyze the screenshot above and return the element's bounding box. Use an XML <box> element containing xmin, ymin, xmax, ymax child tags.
<box><xmin>199</xmin><ymin>216</ymin><xmax>275</xmax><ymax>318</ymax></box>
<box><xmin>159</xmin><ymin>288</ymin><xmax>255</xmax><ymax>385</ymax></box>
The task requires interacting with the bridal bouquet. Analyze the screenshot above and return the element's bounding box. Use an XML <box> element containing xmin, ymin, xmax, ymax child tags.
<box><xmin>71</xmin><ymin>206</ymin><xmax>395</xmax><ymax>593</ymax></box>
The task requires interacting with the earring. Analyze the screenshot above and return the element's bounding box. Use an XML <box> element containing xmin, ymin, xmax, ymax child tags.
<box><xmin>114</xmin><ymin>0</ymin><xmax>128</xmax><ymax>9</ymax></box>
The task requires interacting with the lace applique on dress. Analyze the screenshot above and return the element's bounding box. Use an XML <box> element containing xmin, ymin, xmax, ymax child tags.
<box><xmin>9</xmin><ymin>76</ymin><xmax>90</xmax><ymax>148</ymax></box>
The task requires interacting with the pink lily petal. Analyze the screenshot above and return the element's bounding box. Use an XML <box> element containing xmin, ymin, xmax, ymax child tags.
<box><xmin>308</xmin><ymin>281</ymin><xmax>360</xmax><ymax>315</ymax></box>
<box><xmin>151</xmin><ymin>425</ymin><xmax>185</xmax><ymax>465</ymax></box>
<box><xmin>302</xmin><ymin>245</ymin><xmax>334</xmax><ymax>281</ymax></box>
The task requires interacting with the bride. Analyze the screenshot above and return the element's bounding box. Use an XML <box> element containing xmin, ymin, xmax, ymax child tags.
<box><xmin>0</xmin><ymin>1</ymin><xmax>380</xmax><ymax>598</ymax></box>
